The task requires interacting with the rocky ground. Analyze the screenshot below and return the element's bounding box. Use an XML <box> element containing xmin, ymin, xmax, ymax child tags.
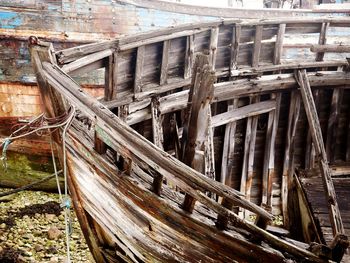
<box><xmin>0</xmin><ymin>188</ymin><xmax>95</xmax><ymax>263</ymax></box>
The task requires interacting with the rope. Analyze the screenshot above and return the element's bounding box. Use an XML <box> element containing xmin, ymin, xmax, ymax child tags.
<box><xmin>0</xmin><ymin>106</ymin><xmax>76</xmax><ymax>262</ymax></box>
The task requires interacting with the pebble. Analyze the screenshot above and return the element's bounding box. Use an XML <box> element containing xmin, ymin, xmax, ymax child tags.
<box><xmin>0</xmin><ymin>188</ymin><xmax>94</xmax><ymax>262</ymax></box>
<box><xmin>47</xmin><ymin>226</ymin><xmax>62</xmax><ymax>240</ymax></box>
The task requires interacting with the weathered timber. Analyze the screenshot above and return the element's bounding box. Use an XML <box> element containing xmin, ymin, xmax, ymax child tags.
<box><xmin>262</xmin><ymin>93</ymin><xmax>281</xmax><ymax>209</ymax></box>
<box><xmin>315</xmin><ymin>22</ymin><xmax>329</xmax><ymax>62</ymax></box>
<box><xmin>230</xmin><ymin>24</ymin><xmax>241</xmax><ymax>75</ymax></box>
<box><xmin>252</xmin><ymin>25</ymin><xmax>263</xmax><ymax>68</ymax></box>
<box><xmin>134</xmin><ymin>45</ymin><xmax>145</xmax><ymax>94</ymax></box>
<box><xmin>209</xmin><ymin>27</ymin><xmax>219</xmax><ymax>70</ymax></box>
<box><xmin>151</xmin><ymin>96</ymin><xmax>164</xmax><ymax>196</ymax></box>
<box><xmin>311</xmin><ymin>44</ymin><xmax>350</xmax><ymax>53</ymax></box>
<box><xmin>160</xmin><ymin>40</ymin><xmax>170</xmax><ymax>85</ymax></box>
<box><xmin>296</xmin><ymin>69</ymin><xmax>345</xmax><ymax>237</ymax></box>
<box><xmin>273</xmin><ymin>24</ymin><xmax>286</xmax><ymax>65</ymax></box>
<box><xmin>325</xmin><ymin>88</ymin><xmax>343</xmax><ymax>162</ymax></box>
<box><xmin>184</xmin><ymin>35</ymin><xmax>194</xmax><ymax>80</ymax></box>
<box><xmin>182</xmin><ymin>54</ymin><xmax>216</xmax><ymax>212</ymax></box>
<box><xmin>216</xmin><ymin>99</ymin><xmax>239</xmax><ymax>229</ymax></box>
<box><xmin>42</xmin><ymin>61</ymin><xmax>273</xmax><ymax>222</ymax></box>
<box><xmin>211</xmin><ymin>100</ymin><xmax>276</xmax><ymax>128</ymax></box>
<box><xmin>282</xmin><ymin>91</ymin><xmax>301</xmax><ymax>229</ymax></box>
<box><xmin>61</xmin><ymin>49</ymin><xmax>113</xmax><ymax>74</ymax></box>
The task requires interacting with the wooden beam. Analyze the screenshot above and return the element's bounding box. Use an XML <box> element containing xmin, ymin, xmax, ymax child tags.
<box><xmin>151</xmin><ymin>97</ymin><xmax>165</xmax><ymax>196</ymax></box>
<box><xmin>273</xmin><ymin>24</ymin><xmax>286</xmax><ymax>65</ymax></box>
<box><xmin>61</xmin><ymin>49</ymin><xmax>113</xmax><ymax>73</ymax></box>
<box><xmin>315</xmin><ymin>22</ymin><xmax>329</xmax><ymax>61</ymax></box>
<box><xmin>296</xmin><ymin>69</ymin><xmax>345</xmax><ymax>237</ymax></box>
<box><xmin>134</xmin><ymin>45</ymin><xmax>145</xmax><ymax>94</ymax></box>
<box><xmin>252</xmin><ymin>25</ymin><xmax>263</xmax><ymax>68</ymax></box>
<box><xmin>262</xmin><ymin>93</ymin><xmax>281</xmax><ymax>209</ymax></box>
<box><xmin>281</xmin><ymin>91</ymin><xmax>301</xmax><ymax>229</ymax></box>
<box><xmin>184</xmin><ymin>35</ymin><xmax>194</xmax><ymax>80</ymax></box>
<box><xmin>347</xmin><ymin>110</ymin><xmax>350</xmax><ymax>162</ymax></box>
<box><xmin>182</xmin><ymin>54</ymin><xmax>216</xmax><ymax>212</ymax></box>
<box><xmin>160</xmin><ymin>40</ymin><xmax>170</xmax><ymax>85</ymax></box>
<box><xmin>230</xmin><ymin>24</ymin><xmax>241</xmax><ymax>76</ymax></box>
<box><xmin>217</xmin><ymin>99</ymin><xmax>239</xmax><ymax>229</ymax></box>
<box><xmin>305</xmin><ymin>89</ymin><xmax>321</xmax><ymax>170</ymax></box>
<box><xmin>104</xmin><ymin>55</ymin><xmax>114</xmax><ymax>101</ymax></box>
<box><xmin>211</xmin><ymin>100</ymin><xmax>275</xmax><ymax>128</ymax></box>
<box><xmin>311</xmin><ymin>44</ymin><xmax>350</xmax><ymax>53</ymax></box>
<box><xmin>209</xmin><ymin>27</ymin><xmax>219</xmax><ymax>70</ymax></box>
<box><xmin>326</xmin><ymin>88</ymin><xmax>343</xmax><ymax>162</ymax></box>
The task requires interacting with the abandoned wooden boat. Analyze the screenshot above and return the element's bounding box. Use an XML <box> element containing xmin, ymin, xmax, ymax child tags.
<box><xmin>29</xmin><ymin>17</ymin><xmax>350</xmax><ymax>262</ymax></box>
<box><xmin>1</xmin><ymin>0</ymin><xmax>350</xmax><ymax>190</ymax></box>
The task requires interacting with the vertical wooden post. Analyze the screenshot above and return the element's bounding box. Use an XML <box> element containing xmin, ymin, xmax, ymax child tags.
<box><xmin>151</xmin><ymin>96</ymin><xmax>165</xmax><ymax>196</ymax></box>
<box><xmin>315</xmin><ymin>22</ymin><xmax>329</xmax><ymax>62</ymax></box>
<box><xmin>281</xmin><ymin>91</ymin><xmax>301</xmax><ymax>228</ymax></box>
<box><xmin>347</xmin><ymin>110</ymin><xmax>350</xmax><ymax>162</ymax></box>
<box><xmin>252</xmin><ymin>25</ymin><xmax>263</xmax><ymax>68</ymax></box>
<box><xmin>305</xmin><ymin>89</ymin><xmax>320</xmax><ymax>170</ymax></box>
<box><xmin>239</xmin><ymin>96</ymin><xmax>258</xmax><ymax>218</ymax></box>
<box><xmin>326</xmin><ymin>88</ymin><xmax>343</xmax><ymax>163</ymax></box>
<box><xmin>160</xmin><ymin>40</ymin><xmax>170</xmax><ymax>85</ymax></box>
<box><xmin>262</xmin><ymin>93</ymin><xmax>281</xmax><ymax>209</ymax></box>
<box><xmin>181</xmin><ymin>54</ymin><xmax>216</xmax><ymax>213</ymax></box>
<box><xmin>230</xmin><ymin>24</ymin><xmax>241</xmax><ymax>76</ymax></box>
<box><xmin>184</xmin><ymin>35</ymin><xmax>194</xmax><ymax>79</ymax></box>
<box><xmin>296</xmin><ymin>69</ymin><xmax>344</xmax><ymax>237</ymax></box>
<box><xmin>209</xmin><ymin>27</ymin><xmax>219</xmax><ymax>70</ymax></box>
<box><xmin>273</xmin><ymin>24</ymin><xmax>286</xmax><ymax>65</ymax></box>
<box><xmin>134</xmin><ymin>45</ymin><xmax>145</xmax><ymax>94</ymax></box>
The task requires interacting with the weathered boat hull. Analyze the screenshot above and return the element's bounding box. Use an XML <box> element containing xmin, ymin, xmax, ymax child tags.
<box><xmin>1</xmin><ymin>0</ymin><xmax>349</xmax><ymax>189</ymax></box>
<box><xmin>31</xmin><ymin>16</ymin><xmax>350</xmax><ymax>262</ymax></box>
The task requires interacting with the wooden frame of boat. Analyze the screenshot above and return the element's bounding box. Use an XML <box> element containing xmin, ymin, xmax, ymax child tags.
<box><xmin>31</xmin><ymin>17</ymin><xmax>350</xmax><ymax>262</ymax></box>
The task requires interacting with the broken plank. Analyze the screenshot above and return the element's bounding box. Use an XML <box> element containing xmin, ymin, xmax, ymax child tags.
<box><xmin>311</xmin><ymin>44</ymin><xmax>350</xmax><ymax>53</ymax></box>
<box><xmin>211</xmin><ymin>100</ymin><xmax>275</xmax><ymax>128</ymax></box>
<box><xmin>182</xmin><ymin>54</ymin><xmax>216</xmax><ymax>213</ymax></box>
<box><xmin>296</xmin><ymin>69</ymin><xmax>345</xmax><ymax>237</ymax></box>
<box><xmin>230</xmin><ymin>24</ymin><xmax>241</xmax><ymax>75</ymax></box>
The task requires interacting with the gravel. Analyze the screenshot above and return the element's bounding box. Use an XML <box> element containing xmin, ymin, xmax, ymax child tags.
<box><xmin>0</xmin><ymin>188</ymin><xmax>95</xmax><ymax>263</ymax></box>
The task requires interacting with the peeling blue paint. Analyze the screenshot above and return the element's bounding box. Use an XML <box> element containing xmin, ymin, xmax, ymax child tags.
<box><xmin>0</xmin><ymin>11</ymin><xmax>22</xmax><ymax>29</ymax></box>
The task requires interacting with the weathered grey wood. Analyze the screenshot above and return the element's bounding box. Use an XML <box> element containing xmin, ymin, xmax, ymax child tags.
<box><xmin>252</xmin><ymin>25</ymin><xmax>263</xmax><ymax>68</ymax></box>
<box><xmin>311</xmin><ymin>44</ymin><xmax>350</xmax><ymax>53</ymax></box>
<box><xmin>305</xmin><ymin>89</ymin><xmax>320</xmax><ymax>170</ymax></box>
<box><xmin>61</xmin><ymin>49</ymin><xmax>113</xmax><ymax>73</ymax></box>
<box><xmin>245</xmin><ymin>96</ymin><xmax>259</xmax><ymax>209</ymax></box>
<box><xmin>220</xmin><ymin>99</ymin><xmax>239</xmax><ymax>186</ymax></box>
<box><xmin>205</xmin><ymin>111</ymin><xmax>216</xmax><ymax>183</ymax></box>
<box><xmin>42</xmin><ymin>62</ymin><xmax>275</xmax><ymax>221</ymax></box>
<box><xmin>160</xmin><ymin>40</ymin><xmax>170</xmax><ymax>85</ymax></box>
<box><xmin>134</xmin><ymin>45</ymin><xmax>145</xmax><ymax>94</ymax></box>
<box><xmin>296</xmin><ymin>69</ymin><xmax>345</xmax><ymax>237</ymax></box>
<box><xmin>211</xmin><ymin>100</ymin><xmax>275</xmax><ymax>128</ymax></box>
<box><xmin>315</xmin><ymin>22</ymin><xmax>329</xmax><ymax>61</ymax></box>
<box><xmin>104</xmin><ymin>55</ymin><xmax>114</xmax><ymax>101</ymax></box>
<box><xmin>184</xmin><ymin>35</ymin><xmax>194</xmax><ymax>80</ymax></box>
<box><xmin>326</xmin><ymin>88</ymin><xmax>343</xmax><ymax>162</ymax></box>
<box><xmin>151</xmin><ymin>96</ymin><xmax>165</xmax><ymax>196</ymax></box>
<box><xmin>273</xmin><ymin>24</ymin><xmax>286</xmax><ymax>65</ymax></box>
<box><xmin>262</xmin><ymin>93</ymin><xmax>281</xmax><ymax>209</ymax></box>
<box><xmin>281</xmin><ymin>91</ymin><xmax>301</xmax><ymax>229</ymax></box>
<box><xmin>230</xmin><ymin>24</ymin><xmax>241</xmax><ymax>75</ymax></box>
<box><xmin>209</xmin><ymin>27</ymin><xmax>219</xmax><ymax>70</ymax></box>
<box><xmin>182</xmin><ymin>54</ymin><xmax>216</xmax><ymax>213</ymax></box>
